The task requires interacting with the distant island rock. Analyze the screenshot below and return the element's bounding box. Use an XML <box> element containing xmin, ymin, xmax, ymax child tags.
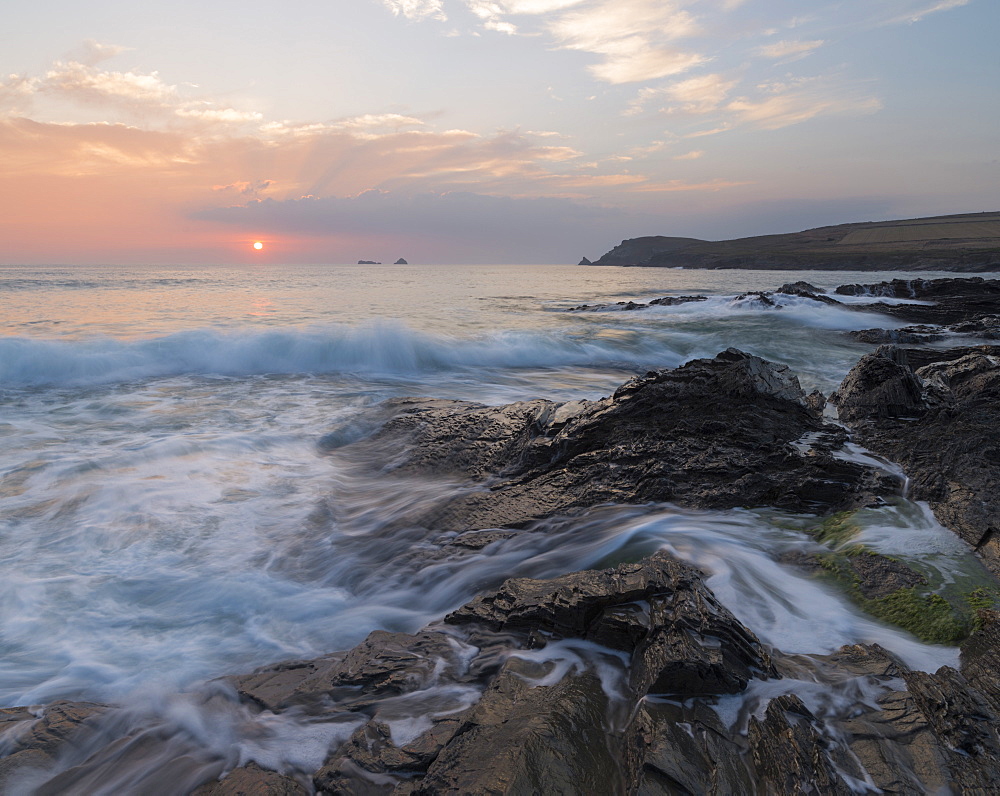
<box><xmin>584</xmin><ymin>211</ymin><xmax>1000</xmax><ymax>271</ymax></box>
<box><xmin>394</xmin><ymin>258</ymin><xmax>408</xmax><ymax>265</ymax></box>
<box><xmin>578</xmin><ymin>257</ymin><xmax>592</xmax><ymax>265</ymax></box>
<box><xmin>357</xmin><ymin>260</ymin><xmax>381</xmax><ymax>265</ymax></box>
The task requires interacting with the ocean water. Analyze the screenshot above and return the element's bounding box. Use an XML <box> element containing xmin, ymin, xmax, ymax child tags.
<box><xmin>1</xmin><ymin>263</ymin><xmax>996</xmax><ymax>788</ymax></box>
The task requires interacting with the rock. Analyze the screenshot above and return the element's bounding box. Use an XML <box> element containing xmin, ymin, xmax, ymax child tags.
<box><xmin>355</xmin><ymin>349</ymin><xmax>899</xmax><ymax>533</ymax></box>
<box><xmin>834</xmin><ymin>345</ymin><xmax>1000</xmax><ymax>574</ymax></box>
<box><xmin>848</xmin><ymin>326</ymin><xmax>944</xmax><ymax>345</ymax></box>
<box><xmin>960</xmin><ymin>610</ymin><xmax>1000</xmax><ymax>711</ymax></box>
<box><xmin>192</xmin><ymin>763</ymin><xmax>308</xmax><ymax>795</ymax></box>
<box><xmin>593</xmin><ymin>236</ymin><xmax>704</xmax><ymax>266</ymax></box>
<box><xmin>567</xmin><ymin>295</ymin><xmax>707</xmax><ymax>311</ymax></box>
<box><xmin>413</xmin><ymin>659</ymin><xmax>628</xmax><ymax>795</ymax></box>
<box><xmin>899</xmin><ymin>343</ymin><xmax>1000</xmax><ymax>370</ymax></box>
<box><xmin>232</xmin><ymin>630</ymin><xmax>471</xmax><ymax>713</ymax></box>
<box><xmin>578</xmin><ymin>256</ymin><xmax>592</xmax><ymax>265</ymax></box>
<box><xmin>0</xmin><ymin>701</ymin><xmax>107</xmax><ymax>759</ymax></box>
<box><xmin>748</xmin><ymin>694</ymin><xmax>857</xmax><ymax>795</ymax></box>
<box><xmin>779</xmin><ymin>281</ymin><xmax>824</xmax><ymax>294</ymax></box>
<box><xmin>834</xmin><ymin>277</ymin><xmax>1000</xmax><ymax>325</ymax></box>
<box><xmin>394</xmin><ymin>258</ymin><xmax>408</xmax><ymax>265</ymax></box>
<box><xmin>446</xmin><ymin>552</ymin><xmax>776</xmax><ymax>696</ymax></box>
<box><xmin>848</xmin><ymin>551</ymin><xmax>927</xmax><ymax>599</ymax></box>
<box><xmin>830</xmin><ymin>345</ymin><xmax>925</xmax><ymax>423</ymax></box>
<box><xmin>358</xmin><ymin>260</ymin><xmax>381</xmax><ymax>265</ymax></box>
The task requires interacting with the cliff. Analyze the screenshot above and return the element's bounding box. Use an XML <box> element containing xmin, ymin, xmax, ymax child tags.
<box><xmin>589</xmin><ymin>212</ymin><xmax>1000</xmax><ymax>271</ymax></box>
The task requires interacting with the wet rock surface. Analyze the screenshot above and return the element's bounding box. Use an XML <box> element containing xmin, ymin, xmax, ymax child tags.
<box><xmin>359</xmin><ymin>349</ymin><xmax>898</xmax><ymax>533</ymax></box>
<box><xmin>7</xmin><ymin>333</ymin><xmax>1000</xmax><ymax>794</ymax></box>
<box><xmin>7</xmin><ymin>557</ymin><xmax>1000</xmax><ymax>794</ymax></box>
<box><xmin>833</xmin><ymin>344</ymin><xmax>1000</xmax><ymax>574</ymax></box>
<box><xmin>835</xmin><ymin>277</ymin><xmax>1000</xmax><ymax>325</ymax></box>
<box><xmin>567</xmin><ymin>294</ymin><xmax>707</xmax><ymax>311</ymax></box>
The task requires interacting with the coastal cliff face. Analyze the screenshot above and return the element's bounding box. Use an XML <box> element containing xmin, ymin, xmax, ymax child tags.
<box><xmin>588</xmin><ymin>212</ymin><xmax>1000</xmax><ymax>271</ymax></box>
<box><xmin>4</xmin><ymin>279</ymin><xmax>1000</xmax><ymax>794</ymax></box>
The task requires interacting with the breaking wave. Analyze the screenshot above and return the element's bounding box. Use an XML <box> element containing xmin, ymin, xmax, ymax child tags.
<box><xmin>0</xmin><ymin>321</ymin><xmax>685</xmax><ymax>388</ymax></box>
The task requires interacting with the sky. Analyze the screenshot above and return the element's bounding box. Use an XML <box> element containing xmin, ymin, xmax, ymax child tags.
<box><xmin>1</xmin><ymin>0</ymin><xmax>997</xmax><ymax>264</ymax></box>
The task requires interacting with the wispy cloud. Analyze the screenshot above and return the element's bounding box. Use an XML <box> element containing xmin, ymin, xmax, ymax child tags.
<box><xmin>544</xmin><ymin>0</ymin><xmax>704</xmax><ymax>83</ymax></box>
<box><xmin>383</xmin><ymin>0</ymin><xmax>448</xmax><ymax>21</ymax></box>
<box><xmin>725</xmin><ymin>80</ymin><xmax>882</xmax><ymax>130</ymax></box>
<box><xmin>627</xmin><ymin>72</ymin><xmax>738</xmax><ymax>115</ymax></box>
<box><xmin>755</xmin><ymin>39</ymin><xmax>824</xmax><ymax>60</ymax></box>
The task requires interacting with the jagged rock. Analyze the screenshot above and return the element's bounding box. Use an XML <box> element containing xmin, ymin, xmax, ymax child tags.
<box><xmin>951</xmin><ymin>314</ymin><xmax>1000</xmax><ymax>339</ymax></box>
<box><xmin>834</xmin><ymin>345</ymin><xmax>1000</xmax><ymax>574</ymax></box>
<box><xmin>903</xmin><ymin>667</ymin><xmax>1000</xmax><ymax>791</ymax></box>
<box><xmin>578</xmin><ymin>256</ymin><xmax>592</xmax><ymax>265</ymax></box>
<box><xmin>899</xmin><ymin>343</ymin><xmax>1000</xmax><ymax>370</ymax></box>
<box><xmin>357</xmin><ymin>260</ymin><xmax>381</xmax><ymax>265</ymax></box>
<box><xmin>959</xmin><ymin>610</ymin><xmax>1000</xmax><ymax>711</ymax></box>
<box><xmin>779</xmin><ymin>281</ymin><xmax>824</xmax><ymax>294</ymax></box>
<box><xmin>633</xmin><ymin>698</ymin><xmax>753</xmax><ymax>794</ymax></box>
<box><xmin>413</xmin><ymin>659</ymin><xmax>627</xmax><ymax>795</ymax></box>
<box><xmin>394</xmin><ymin>258</ymin><xmax>408</xmax><ymax>265</ymax></box>
<box><xmin>834</xmin><ymin>277</ymin><xmax>1000</xmax><ymax>325</ymax></box>
<box><xmin>193</xmin><ymin>763</ymin><xmax>308</xmax><ymax>795</ymax></box>
<box><xmin>353</xmin><ymin>349</ymin><xmax>898</xmax><ymax>533</ymax></box>
<box><xmin>567</xmin><ymin>295</ymin><xmax>707</xmax><ymax>311</ymax></box>
<box><xmin>748</xmin><ymin>694</ymin><xmax>857</xmax><ymax>795</ymax></box>
<box><xmin>0</xmin><ymin>702</ymin><xmax>109</xmax><ymax>792</ymax></box>
<box><xmin>849</xmin><ymin>326</ymin><xmax>944</xmax><ymax>344</ymax></box>
<box><xmin>446</xmin><ymin>552</ymin><xmax>776</xmax><ymax>696</ymax></box>
<box><xmin>734</xmin><ymin>290</ymin><xmax>778</xmax><ymax>307</ymax></box>
<box><xmin>831</xmin><ymin>345</ymin><xmax>925</xmax><ymax>423</ymax></box>
<box><xmin>0</xmin><ymin>701</ymin><xmax>107</xmax><ymax>760</ymax></box>
<box><xmin>232</xmin><ymin>630</ymin><xmax>471</xmax><ymax>713</ymax></box>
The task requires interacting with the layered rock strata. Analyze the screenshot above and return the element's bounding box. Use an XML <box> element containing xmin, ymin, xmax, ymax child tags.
<box><xmin>833</xmin><ymin>343</ymin><xmax>1000</xmax><ymax>575</ymax></box>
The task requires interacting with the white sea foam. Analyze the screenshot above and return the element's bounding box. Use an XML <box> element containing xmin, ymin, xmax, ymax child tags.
<box><xmin>0</xmin><ymin>322</ymin><xmax>690</xmax><ymax>388</ymax></box>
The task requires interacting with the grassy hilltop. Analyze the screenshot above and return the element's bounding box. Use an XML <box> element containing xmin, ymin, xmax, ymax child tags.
<box><xmin>591</xmin><ymin>211</ymin><xmax>1000</xmax><ymax>271</ymax></box>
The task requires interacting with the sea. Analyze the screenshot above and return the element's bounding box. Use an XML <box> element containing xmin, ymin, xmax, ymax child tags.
<box><xmin>1</xmin><ymin>262</ymin><xmax>997</xmax><ymax>790</ymax></box>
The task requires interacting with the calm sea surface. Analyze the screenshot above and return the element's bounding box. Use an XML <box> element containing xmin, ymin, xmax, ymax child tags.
<box><xmin>1</xmin><ymin>263</ymin><xmax>996</xmax><ymax>786</ymax></box>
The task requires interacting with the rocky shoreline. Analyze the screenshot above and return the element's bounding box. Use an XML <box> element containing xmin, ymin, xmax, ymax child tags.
<box><xmin>3</xmin><ymin>279</ymin><xmax>1000</xmax><ymax>794</ymax></box>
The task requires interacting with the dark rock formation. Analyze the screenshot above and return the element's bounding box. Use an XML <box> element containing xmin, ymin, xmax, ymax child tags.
<box><xmin>7</xmin><ymin>558</ymin><xmax>1000</xmax><ymax>793</ymax></box>
<box><xmin>358</xmin><ymin>260</ymin><xmax>381</xmax><ymax>265</ymax></box>
<box><xmin>849</xmin><ymin>326</ymin><xmax>945</xmax><ymax>344</ymax></box>
<box><xmin>834</xmin><ymin>277</ymin><xmax>1000</xmax><ymax>325</ymax></box>
<box><xmin>578</xmin><ymin>256</ymin><xmax>592</xmax><ymax>265</ymax></box>
<box><xmin>833</xmin><ymin>344</ymin><xmax>1000</xmax><ymax>574</ymax></box>
<box><xmin>593</xmin><ymin>236</ymin><xmax>705</xmax><ymax>266</ymax></box>
<box><xmin>357</xmin><ymin>349</ymin><xmax>898</xmax><ymax>532</ymax></box>
<box><xmin>394</xmin><ymin>258</ymin><xmax>408</xmax><ymax>265</ymax></box>
<box><xmin>567</xmin><ymin>295</ymin><xmax>707</xmax><ymax>311</ymax></box>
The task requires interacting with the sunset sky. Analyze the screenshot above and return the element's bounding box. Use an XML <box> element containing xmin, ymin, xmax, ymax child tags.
<box><xmin>2</xmin><ymin>0</ymin><xmax>997</xmax><ymax>264</ymax></box>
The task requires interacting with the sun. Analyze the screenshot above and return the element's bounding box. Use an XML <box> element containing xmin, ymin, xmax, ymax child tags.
<box><xmin>253</xmin><ymin>241</ymin><xmax>264</xmax><ymax>250</ymax></box>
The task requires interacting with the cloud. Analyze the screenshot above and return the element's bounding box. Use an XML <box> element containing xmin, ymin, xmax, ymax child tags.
<box><xmin>546</xmin><ymin>0</ymin><xmax>704</xmax><ymax>83</ymax></box>
<box><xmin>755</xmin><ymin>39</ymin><xmax>824</xmax><ymax>60</ymax></box>
<box><xmin>213</xmin><ymin>180</ymin><xmax>275</xmax><ymax>199</ymax></box>
<box><xmin>40</xmin><ymin>61</ymin><xmax>178</xmax><ymax>108</ymax></box>
<box><xmin>719</xmin><ymin>73</ymin><xmax>882</xmax><ymax>130</ymax></box>
<box><xmin>627</xmin><ymin>72</ymin><xmax>738</xmax><ymax>115</ymax></box>
<box><xmin>73</xmin><ymin>40</ymin><xmax>133</xmax><ymax>67</ymax></box>
<box><xmin>383</xmin><ymin>0</ymin><xmax>448</xmax><ymax>21</ymax></box>
<box><xmin>885</xmin><ymin>0</ymin><xmax>970</xmax><ymax>24</ymax></box>
<box><xmin>673</xmin><ymin>149</ymin><xmax>704</xmax><ymax>160</ymax></box>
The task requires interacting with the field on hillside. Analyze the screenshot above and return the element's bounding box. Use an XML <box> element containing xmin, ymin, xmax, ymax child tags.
<box><xmin>840</xmin><ymin>218</ymin><xmax>1000</xmax><ymax>245</ymax></box>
